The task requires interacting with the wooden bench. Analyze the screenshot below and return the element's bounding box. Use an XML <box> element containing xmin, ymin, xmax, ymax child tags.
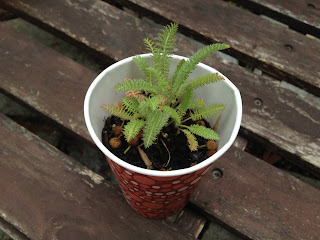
<box><xmin>0</xmin><ymin>0</ymin><xmax>319</xmax><ymax>239</ymax></box>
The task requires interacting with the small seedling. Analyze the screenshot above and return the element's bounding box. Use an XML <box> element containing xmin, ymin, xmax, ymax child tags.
<box><xmin>102</xmin><ymin>23</ymin><xmax>228</xmax><ymax>161</ymax></box>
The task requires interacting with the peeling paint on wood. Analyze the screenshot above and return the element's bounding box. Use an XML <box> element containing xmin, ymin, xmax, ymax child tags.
<box><xmin>74</xmin><ymin>167</ymin><xmax>104</xmax><ymax>185</ymax></box>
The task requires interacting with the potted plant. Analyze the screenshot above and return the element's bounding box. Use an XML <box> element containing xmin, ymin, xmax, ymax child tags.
<box><xmin>84</xmin><ymin>23</ymin><xmax>242</xmax><ymax>219</ymax></box>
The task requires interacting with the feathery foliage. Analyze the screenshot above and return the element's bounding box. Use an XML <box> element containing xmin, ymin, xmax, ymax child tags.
<box><xmin>123</xmin><ymin>119</ymin><xmax>145</xmax><ymax>141</ymax></box>
<box><xmin>101</xmin><ymin>104</ymin><xmax>133</xmax><ymax>120</ymax></box>
<box><xmin>185</xmin><ymin>124</ymin><xmax>219</xmax><ymax>140</ymax></box>
<box><xmin>143</xmin><ymin>110</ymin><xmax>169</xmax><ymax>148</ymax></box>
<box><xmin>188</xmin><ymin>73</ymin><xmax>224</xmax><ymax>90</ymax></box>
<box><xmin>102</xmin><ymin>22</ymin><xmax>229</xmax><ymax>151</ymax></box>
<box><xmin>190</xmin><ymin>104</ymin><xmax>225</xmax><ymax>121</ymax></box>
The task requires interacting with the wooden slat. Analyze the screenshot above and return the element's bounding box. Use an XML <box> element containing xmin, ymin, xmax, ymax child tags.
<box><xmin>191</xmin><ymin>146</ymin><xmax>320</xmax><ymax>240</ymax></box>
<box><xmin>102</xmin><ymin>0</ymin><xmax>320</xmax><ymax>97</ymax></box>
<box><xmin>230</xmin><ymin>0</ymin><xmax>320</xmax><ymax>38</ymax></box>
<box><xmin>0</xmin><ymin>217</ymin><xmax>28</xmax><ymax>240</ymax></box>
<box><xmin>1</xmin><ymin>14</ymin><xmax>320</xmax><ymax>240</ymax></box>
<box><xmin>0</xmin><ymin>1</ymin><xmax>319</xmax><ymax>173</ymax></box>
<box><xmin>0</xmin><ymin>113</ymin><xmax>191</xmax><ymax>240</ymax></box>
<box><xmin>0</xmin><ymin>23</ymin><xmax>206</xmax><ymax>238</ymax></box>
<box><xmin>167</xmin><ymin>207</ymin><xmax>207</xmax><ymax>239</ymax></box>
<box><xmin>0</xmin><ymin>22</ymin><xmax>94</xmax><ymax>143</ymax></box>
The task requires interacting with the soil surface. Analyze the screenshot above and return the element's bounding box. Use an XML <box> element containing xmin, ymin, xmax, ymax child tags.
<box><xmin>102</xmin><ymin>116</ymin><xmax>216</xmax><ymax>170</ymax></box>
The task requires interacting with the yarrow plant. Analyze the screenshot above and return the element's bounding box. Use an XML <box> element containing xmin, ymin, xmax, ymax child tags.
<box><xmin>102</xmin><ymin>23</ymin><xmax>229</xmax><ymax>154</ymax></box>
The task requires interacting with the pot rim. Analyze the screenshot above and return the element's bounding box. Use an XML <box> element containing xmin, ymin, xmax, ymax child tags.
<box><xmin>84</xmin><ymin>54</ymin><xmax>242</xmax><ymax>177</ymax></box>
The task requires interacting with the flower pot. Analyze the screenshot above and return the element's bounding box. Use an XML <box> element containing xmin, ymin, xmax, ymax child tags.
<box><xmin>84</xmin><ymin>54</ymin><xmax>242</xmax><ymax>219</ymax></box>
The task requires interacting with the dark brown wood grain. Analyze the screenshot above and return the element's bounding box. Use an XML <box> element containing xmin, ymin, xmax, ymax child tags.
<box><xmin>0</xmin><ymin>113</ymin><xmax>191</xmax><ymax>240</ymax></box>
<box><xmin>191</xmin><ymin>146</ymin><xmax>320</xmax><ymax>240</ymax></box>
<box><xmin>167</xmin><ymin>207</ymin><xmax>206</xmax><ymax>239</ymax></box>
<box><xmin>0</xmin><ymin>22</ymin><xmax>94</xmax><ymax>143</ymax></box>
<box><xmin>102</xmin><ymin>0</ymin><xmax>320</xmax><ymax>97</ymax></box>
<box><xmin>0</xmin><ymin>4</ymin><xmax>320</xmax><ymax>239</ymax></box>
<box><xmin>0</xmin><ymin>1</ymin><xmax>319</xmax><ymax>174</ymax></box>
<box><xmin>230</xmin><ymin>0</ymin><xmax>320</xmax><ymax>38</ymax></box>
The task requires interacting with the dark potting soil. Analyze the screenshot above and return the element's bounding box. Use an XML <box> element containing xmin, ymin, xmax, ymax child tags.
<box><xmin>102</xmin><ymin>116</ymin><xmax>215</xmax><ymax>170</ymax></box>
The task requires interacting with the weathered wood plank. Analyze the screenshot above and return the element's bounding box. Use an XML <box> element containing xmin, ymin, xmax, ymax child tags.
<box><xmin>167</xmin><ymin>207</ymin><xmax>207</xmax><ymax>239</ymax></box>
<box><xmin>191</xmin><ymin>146</ymin><xmax>320</xmax><ymax>240</ymax></box>
<box><xmin>230</xmin><ymin>0</ymin><xmax>320</xmax><ymax>38</ymax></box>
<box><xmin>0</xmin><ymin>217</ymin><xmax>28</xmax><ymax>240</ymax></box>
<box><xmin>0</xmin><ymin>22</ymin><xmax>94</xmax><ymax>143</ymax></box>
<box><xmin>1</xmin><ymin>20</ymin><xmax>320</xmax><ymax>240</ymax></box>
<box><xmin>0</xmin><ymin>1</ymin><xmax>319</xmax><ymax>174</ymax></box>
<box><xmin>0</xmin><ymin>113</ymin><xmax>192</xmax><ymax>240</ymax></box>
<box><xmin>102</xmin><ymin>0</ymin><xmax>320</xmax><ymax>97</ymax></box>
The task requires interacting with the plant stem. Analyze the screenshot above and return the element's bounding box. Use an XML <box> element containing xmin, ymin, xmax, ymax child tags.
<box><xmin>181</xmin><ymin>116</ymin><xmax>192</xmax><ymax>123</ymax></box>
<box><xmin>124</xmin><ymin>145</ymin><xmax>131</xmax><ymax>154</ymax></box>
<box><xmin>160</xmin><ymin>138</ymin><xmax>171</xmax><ymax>167</ymax></box>
<box><xmin>137</xmin><ymin>146</ymin><xmax>153</xmax><ymax>169</ymax></box>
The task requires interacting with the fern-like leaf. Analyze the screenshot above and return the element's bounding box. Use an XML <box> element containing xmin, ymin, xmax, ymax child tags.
<box><xmin>181</xmin><ymin>129</ymin><xmax>198</xmax><ymax>151</ymax></box>
<box><xmin>143</xmin><ymin>110</ymin><xmax>170</xmax><ymax>148</ymax></box>
<box><xmin>171</xmin><ymin>59</ymin><xmax>185</xmax><ymax>84</ymax></box>
<box><xmin>189</xmin><ymin>98</ymin><xmax>206</xmax><ymax>109</ymax></box>
<box><xmin>188</xmin><ymin>73</ymin><xmax>224</xmax><ymax>90</ymax></box>
<box><xmin>162</xmin><ymin>105</ymin><xmax>181</xmax><ymax>124</ymax></box>
<box><xmin>114</xmin><ymin>79</ymin><xmax>157</xmax><ymax>94</ymax></box>
<box><xmin>147</xmin><ymin>67</ymin><xmax>168</xmax><ymax>93</ymax></box>
<box><xmin>143</xmin><ymin>96</ymin><xmax>161</xmax><ymax>111</ymax></box>
<box><xmin>185</xmin><ymin>124</ymin><xmax>219</xmax><ymax>140</ymax></box>
<box><xmin>172</xmin><ymin>43</ymin><xmax>230</xmax><ymax>94</ymax></box>
<box><xmin>123</xmin><ymin>119</ymin><xmax>145</xmax><ymax>141</ymax></box>
<box><xmin>154</xmin><ymin>22</ymin><xmax>178</xmax><ymax>77</ymax></box>
<box><xmin>190</xmin><ymin>104</ymin><xmax>225</xmax><ymax>121</ymax></box>
<box><xmin>131</xmin><ymin>97</ymin><xmax>140</xmax><ymax>108</ymax></box>
<box><xmin>178</xmin><ymin>85</ymin><xmax>193</xmax><ymax>114</ymax></box>
<box><xmin>133</xmin><ymin>56</ymin><xmax>152</xmax><ymax>82</ymax></box>
<box><xmin>101</xmin><ymin>104</ymin><xmax>133</xmax><ymax>120</ymax></box>
<box><xmin>144</xmin><ymin>38</ymin><xmax>156</xmax><ymax>54</ymax></box>
<box><xmin>122</xmin><ymin>97</ymin><xmax>139</xmax><ymax>114</ymax></box>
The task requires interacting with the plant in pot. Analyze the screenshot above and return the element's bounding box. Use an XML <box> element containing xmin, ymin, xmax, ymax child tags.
<box><xmin>84</xmin><ymin>23</ymin><xmax>242</xmax><ymax>219</ymax></box>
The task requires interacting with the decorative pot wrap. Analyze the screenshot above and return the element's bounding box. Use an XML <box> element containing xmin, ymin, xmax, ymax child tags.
<box><xmin>107</xmin><ymin>157</ymin><xmax>212</xmax><ymax>218</ymax></box>
<box><xmin>84</xmin><ymin>54</ymin><xmax>242</xmax><ymax>219</ymax></box>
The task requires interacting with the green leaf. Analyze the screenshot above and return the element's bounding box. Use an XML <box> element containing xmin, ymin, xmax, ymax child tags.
<box><xmin>178</xmin><ymin>85</ymin><xmax>193</xmax><ymax>114</ymax></box>
<box><xmin>190</xmin><ymin>104</ymin><xmax>225</xmax><ymax>121</ymax></box>
<box><xmin>144</xmin><ymin>38</ymin><xmax>156</xmax><ymax>54</ymax></box>
<box><xmin>133</xmin><ymin>56</ymin><xmax>152</xmax><ymax>82</ymax></box>
<box><xmin>185</xmin><ymin>124</ymin><xmax>219</xmax><ymax>140</ymax></box>
<box><xmin>162</xmin><ymin>105</ymin><xmax>181</xmax><ymax>124</ymax></box>
<box><xmin>101</xmin><ymin>104</ymin><xmax>133</xmax><ymax>120</ymax></box>
<box><xmin>144</xmin><ymin>96</ymin><xmax>161</xmax><ymax>111</ymax></box>
<box><xmin>123</xmin><ymin>119</ymin><xmax>145</xmax><ymax>141</ymax></box>
<box><xmin>122</xmin><ymin>97</ymin><xmax>138</xmax><ymax>114</ymax></box>
<box><xmin>172</xmin><ymin>43</ymin><xmax>230</xmax><ymax>94</ymax></box>
<box><xmin>131</xmin><ymin>97</ymin><xmax>140</xmax><ymax>108</ymax></box>
<box><xmin>114</xmin><ymin>79</ymin><xmax>156</xmax><ymax>94</ymax></box>
<box><xmin>171</xmin><ymin>59</ymin><xmax>185</xmax><ymax>84</ymax></box>
<box><xmin>188</xmin><ymin>73</ymin><xmax>224</xmax><ymax>90</ymax></box>
<box><xmin>143</xmin><ymin>110</ymin><xmax>170</xmax><ymax>148</ymax></box>
<box><xmin>189</xmin><ymin>98</ymin><xmax>206</xmax><ymax>109</ymax></box>
<box><xmin>147</xmin><ymin>67</ymin><xmax>168</xmax><ymax>93</ymax></box>
<box><xmin>154</xmin><ymin>22</ymin><xmax>178</xmax><ymax>77</ymax></box>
